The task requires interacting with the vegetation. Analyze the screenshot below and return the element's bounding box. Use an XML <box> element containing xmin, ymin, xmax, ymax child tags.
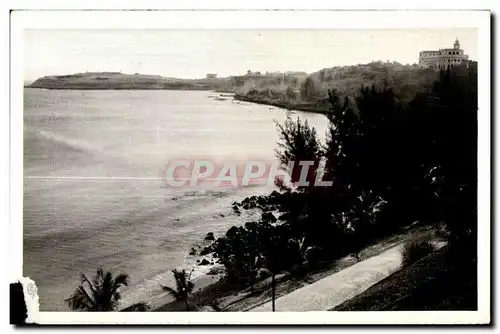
<box><xmin>401</xmin><ymin>237</ymin><xmax>436</xmax><ymax>267</ymax></box>
<box><xmin>300</xmin><ymin>77</ymin><xmax>318</xmax><ymax>101</ymax></box>
<box><xmin>333</xmin><ymin>243</ymin><xmax>477</xmax><ymax>311</ymax></box>
<box><xmin>211</xmin><ymin>63</ymin><xmax>477</xmax><ymax>309</ymax></box>
<box><xmin>66</xmin><ymin>268</ymin><xmax>129</xmax><ymax>311</ymax></box>
<box><xmin>64</xmin><ymin>61</ymin><xmax>478</xmax><ymax>312</ymax></box>
<box><xmin>121</xmin><ymin>302</ymin><xmax>151</xmax><ymax>312</ymax></box>
<box><xmin>29</xmin><ymin>72</ymin><xmax>235</xmax><ymax>91</ymax></box>
<box><xmin>161</xmin><ymin>269</ymin><xmax>195</xmax><ymax>310</ymax></box>
<box><xmin>274</xmin><ymin>116</ymin><xmax>321</xmax><ymax>187</ymax></box>
<box><xmin>234</xmin><ymin>61</ymin><xmax>457</xmax><ymax>112</ymax></box>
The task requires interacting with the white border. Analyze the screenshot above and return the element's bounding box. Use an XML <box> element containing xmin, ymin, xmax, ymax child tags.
<box><xmin>10</xmin><ymin>9</ymin><xmax>490</xmax><ymax>325</ymax></box>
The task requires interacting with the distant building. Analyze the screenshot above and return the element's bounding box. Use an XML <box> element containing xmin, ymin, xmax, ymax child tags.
<box><xmin>206</xmin><ymin>73</ymin><xmax>217</xmax><ymax>79</ymax></box>
<box><xmin>419</xmin><ymin>38</ymin><xmax>469</xmax><ymax>69</ymax></box>
<box><xmin>265</xmin><ymin>71</ymin><xmax>283</xmax><ymax>77</ymax></box>
<box><xmin>246</xmin><ymin>70</ymin><xmax>261</xmax><ymax>77</ymax></box>
<box><xmin>357</xmin><ymin>65</ymin><xmax>372</xmax><ymax>72</ymax></box>
<box><xmin>284</xmin><ymin>71</ymin><xmax>308</xmax><ymax>79</ymax></box>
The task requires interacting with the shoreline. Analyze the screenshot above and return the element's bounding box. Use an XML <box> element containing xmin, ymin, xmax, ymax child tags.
<box><xmin>25</xmin><ymin>86</ymin><xmax>215</xmax><ymax>91</ymax></box>
<box><xmin>233</xmin><ymin>94</ymin><xmax>331</xmax><ymax>115</ymax></box>
<box><xmin>25</xmin><ymin>86</ymin><xmax>330</xmax><ymax>115</ymax></box>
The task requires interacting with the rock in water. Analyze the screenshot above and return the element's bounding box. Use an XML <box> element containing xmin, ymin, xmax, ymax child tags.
<box><xmin>200</xmin><ymin>258</ymin><xmax>210</xmax><ymax>266</ymax></box>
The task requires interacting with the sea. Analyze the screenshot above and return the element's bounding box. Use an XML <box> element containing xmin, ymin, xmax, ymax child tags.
<box><xmin>23</xmin><ymin>88</ymin><xmax>329</xmax><ymax>311</ymax></box>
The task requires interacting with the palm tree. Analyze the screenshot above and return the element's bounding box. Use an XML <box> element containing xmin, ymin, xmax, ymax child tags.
<box><xmin>259</xmin><ymin>225</ymin><xmax>304</xmax><ymax>312</ymax></box>
<box><xmin>161</xmin><ymin>269</ymin><xmax>195</xmax><ymax>310</ymax></box>
<box><xmin>259</xmin><ymin>246</ymin><xmax>288</xmax><ymax>312</ymax></box>
<box><xmin>66</xmin><ymin>268</ymin><xmax>129</xmax><ymax>311</ymax></box>
<box><xmin>265</xmin><ymin>257</ymin><xmax>279</xmax><ymax>312</ymax></box>
<box><xmin>259</xmin><ymin>237</ymin><xmax>284</xmax><ymax>312</ymax></box>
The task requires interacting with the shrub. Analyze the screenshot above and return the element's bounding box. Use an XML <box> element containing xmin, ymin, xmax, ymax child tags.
<box><xmin>401</xmin><ymin>237</ymin><xmax>436</xmax><ymax>267</ymax></box>
<box><xmin>305</xmin><ymin>246</ymin><xmax>323</xmax><ymax>270</ymax></box>
<box><xmin>123</xmin><ymin>302</ymin><xmax>150</xmax><ymax>312</ymax></box>
<box><xmin>257</xmin><ymin>268</ymin><xmax>271</xmax><ymax>281</ymax></box>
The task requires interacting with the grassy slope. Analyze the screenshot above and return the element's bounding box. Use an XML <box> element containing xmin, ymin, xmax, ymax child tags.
<box><xmin>332</xmin><ymin>243</ymin><xmax>477</xmax><ymax>311</ymax></box>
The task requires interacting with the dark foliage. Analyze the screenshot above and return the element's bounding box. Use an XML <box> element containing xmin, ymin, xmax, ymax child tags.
<box><xmin>300</xmin><ymin>77</ymin><xmax>318</xmax><ymax>101</ymax></box>
<box><xmin>334</xmin><ymin>245</ymin><xmax>477</xmax><ymax>311</ymax></box>
<box><xmin>214</xmin><ymin>64</ymin><xmax>477</xmax><ymax>307</ymax></box>
<box><xmin>401</xmin><ymin>237</ymin><xmax>436</xmax><ymax>267</ymax></box>
<box><xmin>161</xmin><ymin>269</ymin><xmax>195</xmax><ymax>310</ymax></box>
<box><xmin>121</xmin><ymin>302</ymin><xmax>151</xmax><ymax>312</ymax></box>
<box><xmin>274</xmin><ymin>116</ymin><xmax>321</xmax><ymax>187</ymax></box>
<box><xmin>66</xmin><ymin>268</ymin><xmax>129</xmax><ymax>311</ymax></box>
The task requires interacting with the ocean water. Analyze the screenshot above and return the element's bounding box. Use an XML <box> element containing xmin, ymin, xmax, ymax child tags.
<box><xmin>23</xmin><ymin>88</ymin><xmax>329</xmax><ymax>311</ymax></box>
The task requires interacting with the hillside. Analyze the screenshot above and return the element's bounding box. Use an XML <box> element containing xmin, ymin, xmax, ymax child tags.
<box><xmin>233</xmin><ymin>60</ymin><xmax>477</xmax><ymax>112</ymax></box>
<box><xmin>27</xmin><ymin>61</ymin><xmax>476</xmax><ymax>101</ymax></box>
<box><xmin>28</xmin><ymin>72</ymin><xmax>233</xmax><ymax>91</ymax></box>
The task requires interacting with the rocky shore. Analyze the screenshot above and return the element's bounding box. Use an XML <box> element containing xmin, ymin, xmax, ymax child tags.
<box><xmin>146</xmin><ymin>187</ymin><xmax>436</xmax><ymax>312</ymax></box>
<box><xmin>233</xmin><ymin>94</ymin><xmax>331</xmax><ymax>115</ymax></box>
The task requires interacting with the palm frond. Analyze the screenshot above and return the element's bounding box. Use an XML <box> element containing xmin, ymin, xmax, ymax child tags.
<box><xmin>161</xmin><ymin>285</ymin><xmax>180</xmax><ymax>300</ymax></box>
<box><xmin>186</xmin><ymin>281</ymin><xmax>195</xmax><ymax>294</ymax></box>
<box><xmin>65</xmin><ymin>285</ymin><xmax>96</xmax><ymax>311</ymax></box>
<box><xmin>80</xmin><ymin>273</ymin><xmax>97</xmax><ymax>297</ymax></box>
<box><xmin>173</xmin><ymin>270</ymin><xmax>187</xmax><ymax>297</ymax></box>
<box><xmin>68</xmin><ymin>268</ymin><xmax>128</xmax><ymax>311</ymax></box>
<box><xmin>187</xmin><ymin>268</ymin><xmax>195</xmax><ymax>281</ymax></box>
<box><xmin>160</xmin><ymin>269</ymin><xmax>195</xmax><ymax>301</ymax></box>
<box><xmin>113</xmin><ymin>274</ymin><xmax>129</xmax><ymax>287</ymax></box>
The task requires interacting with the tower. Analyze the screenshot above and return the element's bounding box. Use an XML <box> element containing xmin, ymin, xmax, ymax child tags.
<box><xmin>454</xmin><ymin>38</ymin><xmax>460</xmax><ymax>50</ymax></box>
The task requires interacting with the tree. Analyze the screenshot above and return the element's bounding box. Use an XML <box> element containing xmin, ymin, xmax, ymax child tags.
<box><xmin>258</xmin><ymin>224</ymin><xmax>302</xmax><ymax>312</ymax></box>
<box><xmin>275</xmin><ymin>116</ymin><xmax>321</xmax><ymax>189</ymax></box>
<box><xmin>347</xmin><ymin>191</ymin><xmax>384</xmax><ymax>258</ymax></box>
<box><xmin>214</xmin><ymin>64</ymin><xmax>477</xmax><ymax>312</ymax></box>
<box><xmin>300</xmin><ymin>77</ymin><xmax>317</xmax><ymax>101</ymax></box>
<box><xmin>66</xmin><ymin>268</ymin><xmax>129</xmax><ymax>311</ymax></box>
<box><xmin>213</xmin><ymin>225</ymin><xmax>260</xmax><ymax>286</ymax></box>
<box><xmin>319</xmin><ymin>69</ymin><xmax>326</xmax><ymax>82</ymax></box>
<box><xmin>161</xmin><ymin>269</ymin><xmax>195</xmax><ymax>310</ymax></box>
<box><xmin>411</xmin><ymin>67</ymin><xmax>477</xmax><ymax>242</ymax></box>
<box><xmin>286</xmin><ymin>86</ymin><xmax>296</xmax><ymax>100</ymax></box>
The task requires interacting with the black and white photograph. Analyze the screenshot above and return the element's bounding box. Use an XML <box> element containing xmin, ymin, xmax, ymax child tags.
<box><xmin>9</xmin><ymin>9</ymin><xmax>491</xmax><ymax>325</ymax></box>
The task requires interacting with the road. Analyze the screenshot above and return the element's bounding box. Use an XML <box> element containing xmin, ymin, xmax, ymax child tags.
<box><xmin>250</xmin><ymin>243</ymin><xmax>405</xmax><ymax>312</ymax></box>
<box><xmin>250</xmin><ymin>240</ymin><xmax>446</xmax><ymax>312</ymax></box>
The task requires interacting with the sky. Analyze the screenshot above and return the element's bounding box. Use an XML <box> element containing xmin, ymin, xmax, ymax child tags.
<box><xmin>24</xmin><ymin>29</ymin><xmax>477</xmax><ymax>81</ymax></box>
